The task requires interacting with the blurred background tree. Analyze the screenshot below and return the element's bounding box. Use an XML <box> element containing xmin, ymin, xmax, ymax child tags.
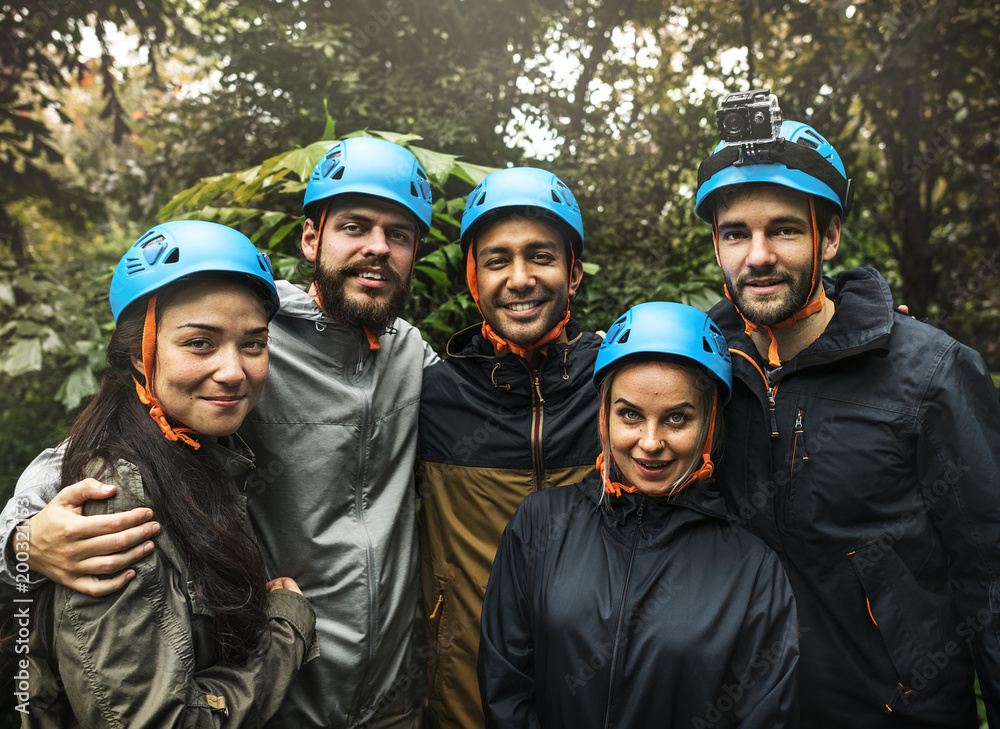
<box><xmin>1</xmin><ymin>1</ymin><xmax>997</xmax><ymax>722</ymax></box>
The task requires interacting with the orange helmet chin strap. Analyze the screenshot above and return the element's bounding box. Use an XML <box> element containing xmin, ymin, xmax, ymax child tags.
<box><xmin>713</xmin><ymin>196</ymin><xmax>827</xmax><ymax>367</ymax></box>
<box><xmin>596</xmin><ymin>386</ymin><xmax>718</xmax><ymax>498</ymax></box>
<box><xmin>132</xmin><ymin>295</ymin><xmax>201</xmax><ymax>450</ymax></box>
<box><xmin>464</xmin><ymin>245</ymin><xmax>572</xmax><ymax>360</ymax></box>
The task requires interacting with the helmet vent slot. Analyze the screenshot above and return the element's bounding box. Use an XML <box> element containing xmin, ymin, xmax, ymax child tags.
<box><xmin>163</xmin><ymin>248</ymin><xmax>180</xmax><ymax>265</ymax></box>
<box><xmin>616</xmin><ymin>330</ymin><xmax>630</xmax><ymax>345</ymax></box>
<box><xmin>331</xmin><ymin>166</ymin><xmax>346</xmax><ymax>180</ymax></box>
<box><xmin>703</xmin><ymin>337</ymin><xmax>714</xmax><ymax>353</ymax></box>
<box><xmin>410</xmin><ymin>182</ymin><xmax>418</xmax><ymax>198</ymax></box>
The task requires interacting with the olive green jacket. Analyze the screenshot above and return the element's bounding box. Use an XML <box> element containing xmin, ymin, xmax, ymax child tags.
<box><xmin>22</xmin><ymin>438</ymin><xmax>319</xmax><ymax>729</ymax></box>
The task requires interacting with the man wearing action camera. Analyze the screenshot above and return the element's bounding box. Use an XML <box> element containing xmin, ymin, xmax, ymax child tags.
<box><xmin>697</xmin><ymin>90</ymin><xmax>1000</xmax><ymax>726</ymax></box>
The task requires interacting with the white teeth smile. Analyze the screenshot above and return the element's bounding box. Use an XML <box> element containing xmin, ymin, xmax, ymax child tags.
<box><xmin>359</xmin><ymin>272</ymin><xmax>385</xmax><ymax>281</ymax></box>
<box><xmin>507</xmin><ymin>302</ymin><xmax>538</xmax><ymax>312</ymax></box>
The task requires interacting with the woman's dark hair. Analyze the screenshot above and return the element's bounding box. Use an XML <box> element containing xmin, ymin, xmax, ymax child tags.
<box><xmin>39</xmin><ymin>284</ymin><xmax>272</xmax><ymax>664</ymax></box>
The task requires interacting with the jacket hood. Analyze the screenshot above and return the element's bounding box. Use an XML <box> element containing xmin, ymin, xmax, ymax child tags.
<box><xmin>275</xmin><ymin>279</ymin><xmax>331</xmax><ymax>322</ymax></box>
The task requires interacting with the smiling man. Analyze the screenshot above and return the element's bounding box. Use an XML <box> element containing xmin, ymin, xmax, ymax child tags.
<box><xmin>0</xmin><ymin>137</ymin><xmax>439</xmax><ymax>729</ymax></box>
<box><xmin>696</xmin><ymin>105</ymin><xmax>1000</xmax><ymax>727</ymax></box>
<box><xmin>417</xmin><ymin>167</ymin><xmax>602</xmax><ymax>729</ymax></box>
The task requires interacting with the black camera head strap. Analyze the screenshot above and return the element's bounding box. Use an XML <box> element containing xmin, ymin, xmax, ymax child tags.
<box><xmin>697</xmin><ymin>140</ymin><xmax>855</xmax><ymax>219</ymax></box>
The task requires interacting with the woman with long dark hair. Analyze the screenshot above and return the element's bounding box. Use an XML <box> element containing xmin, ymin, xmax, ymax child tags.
<box><xmin>23</xmin><ymin>221</ymin><xmax>317</xmax><ymax>727</ymax></box>
<box><xmin>478</xmin><ymin>302</ymin><xmax>799</xmax><ymax>728</ymax></box>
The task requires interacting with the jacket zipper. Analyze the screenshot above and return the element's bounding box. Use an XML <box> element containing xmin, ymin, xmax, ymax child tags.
<box><xmin>354</xmin><ymin>385</ymin><xmax>378</xmax><ymax>690</ymax></box>
<box><xmin>428</xmin><ymin>589</ymin><xmax>446</xmax><ymax>691</ymax></box>
<box><xmin>603</xmin><ymin>496</ymin><xmax>645</xmax><ymax>729</ymax></box>
<box><xmin>790</xmin><ymin>409</ymin><xmax>808</xmax><ymax>479</ymax></box>
<box><xmin>730</xmin><ymin>349</ymin><xmax>781</xmax><ymax>437</ymax></box>
<box><xmin>531</xmin><ymin>371</ymin><xmax>545</xmax><ymax>491</ymax></box>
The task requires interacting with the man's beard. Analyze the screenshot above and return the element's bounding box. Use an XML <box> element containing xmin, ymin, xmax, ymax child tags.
<box><xmin>314</xmin><ymin>255</ymin><xmax>410</xmax><ymax>333</ymax></box>
<box><xmin>726</xmin><ymin>264</ymin><xmax>817</xmax><ymax>327</ymax></box>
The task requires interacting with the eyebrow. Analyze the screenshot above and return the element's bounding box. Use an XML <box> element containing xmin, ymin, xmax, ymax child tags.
<box><xmin>478</xmin><ymin>239</ymin><xmax>562</xmax><ymax>258</ymax></box>
<box><xmin>614</xmin><ymin>397</ymin><xmax>696</xmax><ymax>411</ymax></box>
<box><xmin>718</xmin><ymin>215</ymin><xmax>809</xmax><ymax>229</ymax></box>
<box><xmin>176</xmin><ymin>324</ymin><xmax>269</xmax><ymax>336</ymax></box>
<box><xmin>332</xmin><ymin>209</ymin><xmax>417</xmax><ymax>233</ymax></box>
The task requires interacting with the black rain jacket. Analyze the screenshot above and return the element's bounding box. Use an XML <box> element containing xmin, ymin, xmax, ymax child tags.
<box><xmin>710</xmin><ymin>267</ymin><xmax>1000</xmax><ymax>727</ymax></box>
<box><xmin>478</xmin><ymin>472</ymin><xmax>799</xmax><ymax>729</ymax></box>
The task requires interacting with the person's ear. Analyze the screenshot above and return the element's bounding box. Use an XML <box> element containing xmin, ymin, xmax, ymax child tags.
<box><xmin>822</xmin><ymin>215</ymin><xmax>841</xmax><ymax>262</ymax></box>
<box><xmin>302</xmin><ymin>217</ymin><xmax>320</xmax><ymax>263</ymax></box>
<box><xmin>568</xmin><ymin>259</ymin><xmax>584</xmax><ymax>297</ymax></box>
<box><xmin>131</xmin><ymin>349</ymin><xmax>145</xmax><ymax>377</ymax></box>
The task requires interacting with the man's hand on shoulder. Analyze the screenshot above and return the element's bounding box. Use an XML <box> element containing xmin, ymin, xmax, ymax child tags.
<box><xmin>26</xmin><ymin>478</ymin><xmax>160</xmax><ymax>597</ymax></box>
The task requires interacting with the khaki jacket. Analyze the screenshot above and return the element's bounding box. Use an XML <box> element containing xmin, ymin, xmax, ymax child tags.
<box><xmin>23</xmin><ymin>438</ymin><xmax>318</xmax><ymax>728</ymax></box>
<box><xmin>418</xmin><ymin>321</ymin><xmax>601</xmax><ymax>729</ymax></box>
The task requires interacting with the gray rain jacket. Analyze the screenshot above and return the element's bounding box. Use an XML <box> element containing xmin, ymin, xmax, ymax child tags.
<box><xmin>0</xmin><ymin>281</ymin><xmax>439</xmax><ymax>728</ymax></box>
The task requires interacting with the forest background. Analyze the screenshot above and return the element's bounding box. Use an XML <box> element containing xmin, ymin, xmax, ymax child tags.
<box><xmin>0</xmin><ymin>0</ymin><xmax>997</xmax><ymax>723</ymax></box>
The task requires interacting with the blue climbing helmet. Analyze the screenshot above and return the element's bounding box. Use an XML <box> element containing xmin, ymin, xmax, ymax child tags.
<box><xmin>593</xmin><ymin>302</ymin><xmax>732</xmax><ymax>405</ymax></box>
<box><xmin>695</xmin><ymin>119</ymin><xmax>853</xmax><ymax>223</ymax></box>
<box><xmin>303</xmin><ymin>137</ymin><xmax>434</xmax><ymax>235</ymax></box>
<box><xmin>109</xmin><ymin>221</ymin><xmax>280</xmax><ymax>324</ymax></box>
<box><xmin>459</xmin><ymin>167</ymin><xmax>584</xmax><ymax>259</ymax></box>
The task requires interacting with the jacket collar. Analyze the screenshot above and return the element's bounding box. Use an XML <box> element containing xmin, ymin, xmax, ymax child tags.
<box><xmin>444</xmin><ymin>318</ymin><xmax>596</xmax><ymax>398</ymax></box>
<box><xmin>710</xmin><ymin>266</ymin><xmax>894</xmax><ymax>380</ymax></box>
<box><xmin>199</xmin><ymin>434</ymin><xmax>255</xmax><ymax>488</ymax></box>
<box><xmin>576</xmin><ymin>471</ymin><xmax>731</xmax><ymax>546</ymax></box>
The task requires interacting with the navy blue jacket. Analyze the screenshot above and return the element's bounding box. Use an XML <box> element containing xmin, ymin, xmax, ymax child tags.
<box><xmin>710</xmin><ymin>267</ymin><xmax>1000</xmax><ymax>727</ymax></box>
<box><xmin>479</xmin><ymin>473</ymin><xmax>799</xmax><ymax>728</ymax></box>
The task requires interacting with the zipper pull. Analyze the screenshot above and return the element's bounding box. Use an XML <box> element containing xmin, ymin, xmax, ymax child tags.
<box><xmin>533</xmin><ymin>374</ymin><xmax>545</xmax><ymax>404</ymax></box>
<box><xmin>637</xmin><ymin>496</ymin><xmax>647</xmax><ymax>540</ymax></box>
<box><xmin>428</xmin><ymin>591</ymin><xmax>444</xmax><ymax>620</ymax></box>
<box><xmin>794</xmin><ymin>408</ymin><xmax>808</xmax><ymax>461</ymax></box>
<box><xmin>767</xmin><ymin>386</ymin><xmax>779</xmax><ymax>438</ymax></box>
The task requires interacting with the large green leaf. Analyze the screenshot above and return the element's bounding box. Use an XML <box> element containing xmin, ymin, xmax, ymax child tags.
<box><xmin>56</xmin><ymin>365</ymin><xmax>99</xmax><ymax>411</ymax></box>
<box><xmin>1</xmin><ymin>338</ymin><xmax>43</xmax><ymax>376</ymax></box>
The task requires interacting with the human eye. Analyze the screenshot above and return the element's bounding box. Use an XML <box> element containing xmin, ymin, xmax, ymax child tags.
<box><xmin>388</xmin><ymin>229</ymin><xmax>412</xmax><ymax>243</ymax></box>
<box><xmin>184</xmin><ymin>338</ymin><xmax>213</xmax><ymax>351</ymax></box>
<box><xmin>243</xmin><ymin>338</ymin><xmax>268</xmax><ymax>353</ymax></box>
<box><xmin>719</xmin><ymin>229</ymin><xmax>747</xmax><ymax>241</ymax></box>
<box><xmin>616</xmin><ymin>406</ymin><xmax>641</xmax><ymax>422</ymax></box>
<box><xmin>666</xmin><ymin>411</ymin><xmax>690</xmax><ymax>425</ymax></box>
